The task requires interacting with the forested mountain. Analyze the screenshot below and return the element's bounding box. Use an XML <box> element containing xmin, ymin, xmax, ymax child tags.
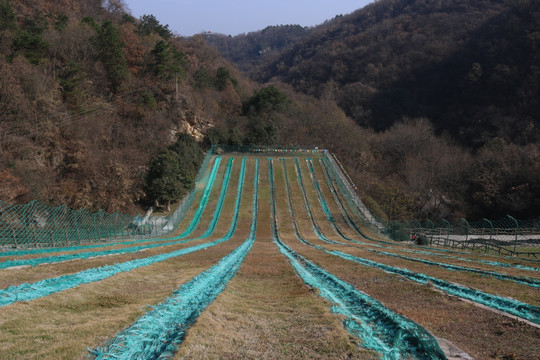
<box><xmin>205</xmin><ymin>0</ymin><xmax>540</xmax><ymax>220</ymax></box>
<box><xmin>0</xmin><ymin>0</ymin><xmax>253</xmax><ymax>212</ymax></box>
<box><xmin>209</xmin><ymin>0</ymin><xmax>539</xmax><ymax>148</ymax></box>
<box><xmin>0</xmin><ymin>0</ymin><xmax>538</xmax><ymax>221</ymax></box>
<box><xmin>203</xmin><ymin>25</ymin><xmax>311</xmax><ymax>74</ymax></box>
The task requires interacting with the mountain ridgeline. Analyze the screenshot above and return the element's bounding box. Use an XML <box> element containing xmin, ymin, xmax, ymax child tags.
<box><xmin>203</xmin><ymin>25</ymin><xmax>311</xmax><ymax>74</ymax></box>
<box><xmin>208</xmin><ymin>0</ymin><xmax>540</xmax><ymax>148</ymax></box>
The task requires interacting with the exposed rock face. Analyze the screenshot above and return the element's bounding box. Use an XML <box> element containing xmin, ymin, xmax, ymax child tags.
<box><xmin>167</xmin><ymin>113</ymin><xmax>213</xmax><ymax>143</ymax></box>
<box><xmin>178</xmin><ymin>114</ymin><xmax>213</xmax><ymax>142</ymax></box>
<box><xmin>0</xmin><ymin>170</ymin><xmax>29</xmax><ymax>203</ymax></box>
<box><xmin>166</xmin><ymin>95</ymin><xmax>215</xmax><ymax>143</ymax></box>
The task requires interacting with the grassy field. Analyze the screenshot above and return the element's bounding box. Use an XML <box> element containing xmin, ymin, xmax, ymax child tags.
<box><xmin>0</xmin><ymin>153</ymin><xmax>538</xmax><ymax>359</ymax></box>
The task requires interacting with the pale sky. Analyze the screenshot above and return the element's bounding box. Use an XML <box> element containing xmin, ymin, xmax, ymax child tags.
<box><xmin>125</xmin><ymin>0</ymin><xmax>374</xmax><ymax>36</ymax></box>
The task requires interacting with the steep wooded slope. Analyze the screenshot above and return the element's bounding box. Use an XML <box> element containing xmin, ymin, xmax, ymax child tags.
<box><xmin>0</xmin><ymin>0</ymin><xmax>250</xmax><ymax>212</ymax></box>
<box><xmin>217</xmin><ymin>0</ymin><xmax>540</xmax><ymax>148</ymax></box>
<box><xmin>203</xmin><ymin>25</ymin><xmax>311</xmax><ymax>74</ymax></box>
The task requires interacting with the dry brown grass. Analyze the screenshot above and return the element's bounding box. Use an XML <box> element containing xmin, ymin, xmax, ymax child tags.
<box><xmin>175</xmin><ymin>159</ymin><xmax>377</xmax><ymax>360</ymax></box>
<box><xmin>1</xmin><ymin>155</ymin><xmax>538</xmax><ymax>360</ymax></box>
<box><xmin>0</xmin><ymin>235</ymin><xmax>246</xmax><ymax>359</ymax></box>
<box><xmin>275</xmin><ymin>158</ymin><xmax>540</xmax><ymax>360</ymax></box>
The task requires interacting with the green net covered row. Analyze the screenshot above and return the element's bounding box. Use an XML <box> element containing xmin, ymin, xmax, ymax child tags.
<box><xmin>89</xmin><ymin>158</ymin><xmax>258</xmax><ymax>359</ymax></box>
<box><xmin>269</xmin><ymin>158</ymin><xmax>447</xmax><ymax>360</ymax></box>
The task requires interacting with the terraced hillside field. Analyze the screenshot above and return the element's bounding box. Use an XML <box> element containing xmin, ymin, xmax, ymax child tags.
<box><xmin>0</xmin><ymin>153</ymin><xmax>539</xmax><ymax>360</ymax></box>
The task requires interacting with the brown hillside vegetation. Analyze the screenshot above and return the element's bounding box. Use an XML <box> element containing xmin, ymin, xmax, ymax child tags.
<box><xmin>0</xmin><ymin>0</ymin><xmax>253</xmax><ymax>213</ymax></box>
<box><xmin>1</xmin><ymin>0</ymin><xmax>538</xmax><ymax>223</ymax></box>
<box><xmin>206</xmin><ymin>0</ymin><xmax>540</xmax><ymax>220</ymax></box>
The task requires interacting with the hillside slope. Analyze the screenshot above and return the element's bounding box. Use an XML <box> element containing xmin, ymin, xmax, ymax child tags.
<box><xmin>236</xmin><ymin>0</ymin><xmax>539</xmax><ymax>147</ymax></box>
<box><xmin>203</xmin><ymin>25</ymin><xmax>311</xmax><ymax>74</ymax></box>
<box><xmin>203</xmin><ymin>0</ymin><xmax>540</xmax><ymax>220</ymax></box>
<box><xmin>0</xmin><ymin>0</ymin><xmax>251</xmax><ymax>212</ymax></box>
<box><xmin>1</xmin><ymin>0</ymin><xmax>538</xmax><ymax>221</ymax></box>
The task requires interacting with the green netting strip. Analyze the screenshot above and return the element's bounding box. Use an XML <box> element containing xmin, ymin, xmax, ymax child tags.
<box><xmin>292</xmin><ymin>158</ymin><xmax>345</xmax><ymax>246</ymax></box>
<box><xmin>280</xmin><ymin>159</ymin><xmax>322</xmax><ymax>249</ymax></box>
<box><xmin>320</xmin><ymin>157</ymin><xmax>397</xmax><ymax>247</ymax></box>
<box><xmin>317</xmin><ymin>158</ymin><xmax>375</xmax><ymax>240</ymax></box>
<box><xmin>369</xmin><ymin>250</ymin><xmax>540</xmax><ymax>288</ymax></box>
<box><xmin>91</xmin><ymin>237</ymin><xmax>255</xmax><ymax>359</ymax></box>
<box><xmin>321</xmin><ymin>153</ymin><xmax>386</xmax><ymax>235</ymax></box>
<box><xmin>269</xmin><ymin>158</ymin><xmax>446</xmax><ymax>360</ymax></box>
<box><xmin>0</xmin><ymin>158</ymin><xmax>249</xmax><ymax>308</ymax></box>
<box><xmin>306</xmin><ymin>158</ymin><xmax>379</xmax><ymax>246</ymax></box>
<box><xmin>197</xmin><ymin>157</ymin><xmax>234</xmax><ymax>239</ymax></box>
<box><xmin>398</xmin><ymin>248</ymin><xmax>539</xmax><ymax>272</ymax></box>
<box><xmin>89</xmin><ymin>158</ymin><xmax>258</xmax><ymax>359</ymax></box>
<box><xmin>0</xmin><ymin>236</ymin><xmax>227</xmax><ymax>307</ymax></box>
<box><xmin>330</xmin><ymin>250</ymin><xmax>540</xmax><ymax>325</ymax></box>
<box><xmin>175</xmin><ymin>156</ymin><xmax>222</xmax><ymax>238</ymax></box>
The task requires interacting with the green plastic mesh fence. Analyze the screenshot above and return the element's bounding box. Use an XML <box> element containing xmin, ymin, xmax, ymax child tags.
<box><xmin>389</xmin><ymin>216</ymin><xmax>540</xmax><ymax>258</ymax></box>
<box><xmin>0</xmin><ymin>200</ymin><xmax>134</xmax><ymax>249</ymax></box>
<box><xmin>0</xmin><ymin>148</ymin><xmax>216</xmax><ymax>250</ymax></box>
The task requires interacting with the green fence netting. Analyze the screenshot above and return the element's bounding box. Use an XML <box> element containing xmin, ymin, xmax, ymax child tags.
<box><xmin>387</xmin><ymin>217</ymin><xmax>540</xmax><ymax>258</ymax></box>
<box><xmin>320</xmin><ymin>151</ymin><xmax>540</xmax><ymax>259</ymax></box>
<box><xmin>0</xmin><ymin>147</ymin><xmax>216</xmax><ymax>250</ymax></box>
<box><xmin>0</xmin><ymin>200</ymin><xmax>134</xmax><ymax>248</ymax></box>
